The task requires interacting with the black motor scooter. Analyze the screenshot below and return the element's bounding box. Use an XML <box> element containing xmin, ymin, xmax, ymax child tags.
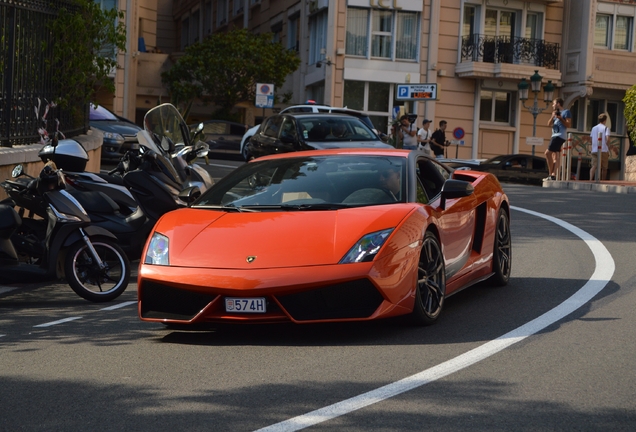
<box><xmin>1</xmin><ymin>163</ymin><xmax>130</xmax><ymax>302</ymax></box>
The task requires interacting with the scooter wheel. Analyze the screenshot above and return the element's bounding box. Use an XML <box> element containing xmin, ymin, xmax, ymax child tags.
<box><xmin>64</xmin><ymin>238</ymin><xmax>130</xmax><ymax>302</ymax></box>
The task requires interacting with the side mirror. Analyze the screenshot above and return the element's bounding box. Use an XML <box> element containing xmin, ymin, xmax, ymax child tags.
<box><xmin>439</xmin><ymin>179</ymin><xmax>474</xmax><ymax>210</ymax></box>
<box><xmin>192</xmin><ymin>123</ymin><xmax>205</xmax><ymax>142</ymax></box>
<box><xmin>280</xmin><ymin>133</ymin><xmax>296</xmax><ymax>144</ymax></box>
<box><xmin>12</xmin><ymin>164</ymin><xmax>24</xmax><ymax>178</ymax></box>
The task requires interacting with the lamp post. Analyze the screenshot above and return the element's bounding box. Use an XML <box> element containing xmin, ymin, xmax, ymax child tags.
<box><xmin>518</xmin><ymin>70</ymin><xmax>555</xmax><ymax>156</ymax></box>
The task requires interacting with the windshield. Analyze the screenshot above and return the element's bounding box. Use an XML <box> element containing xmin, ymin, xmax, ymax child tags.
<box><xmin>300</xmin><ymin>116</ymin><xmax>378</xmax><ymax>142</ymax></box>
<box><xmin>193</xmin><ymin>155</ymin><xmax>407</xmax><ymax>210</ymax></box>
<box><xmin>143</xmin><ymin>103</ymin><xmax>189</xmax><ymax>149</ymax></box>
<box><xmin>89</xmin><ymin>104</ymin><xmax>119</xmax><ymax>121</ymax></box>
<box><xmin>483</xmin><ymin>155</ymin><xmax>508</xmax><ymax>165</ymax></box>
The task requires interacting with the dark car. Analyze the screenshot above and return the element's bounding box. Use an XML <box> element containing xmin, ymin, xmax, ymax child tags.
<box><xmin>89</xmin><ymin>104</ymin><xmax>142</xmax><ymax>162</ymax></box>
<box><xmin>446</xmin><ymin>154</ymin><xmax>550</xmax><ymax>185</ymax></box>
<box><xmin>190</xmin><ymin>120</ymin><xmax>247</xmax><ymax>159</ymax></box>
<box><xmin>245</xmin><ymin>113</ymin><xmax>392</xmax><ymax>160</ymax></box>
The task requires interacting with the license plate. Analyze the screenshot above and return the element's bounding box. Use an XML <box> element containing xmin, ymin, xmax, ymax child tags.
<box><xmin>225</xmin><ymin>297</ymin><xmax>266</xmax><ymax>313</ymax></box>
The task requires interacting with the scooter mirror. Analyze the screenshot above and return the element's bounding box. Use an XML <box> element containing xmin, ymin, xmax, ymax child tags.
<box><xmin>192</xmin><ymin>123</ymin><xmax>205</xmax><ymax>143</ymax></box>
<box><xmin>11</xmin><ymin>165</ymin><xmax>24</xmax><ymax>178</ymax></box>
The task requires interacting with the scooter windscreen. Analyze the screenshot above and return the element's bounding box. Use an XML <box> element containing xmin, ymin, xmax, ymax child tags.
<box><xmin>141</xmin><ymin>103</ymin><xmax>189</xmax><ymax>156</ymax></box>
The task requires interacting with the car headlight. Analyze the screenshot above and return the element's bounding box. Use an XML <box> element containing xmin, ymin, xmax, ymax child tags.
<box><xmin>340</xmin><ymin>228</ymin><xmax>394</xmax><ymax>264</ymax></box>
<box><xmin>145</xmin><ymin>232</ymin><xmax>169</xmax><ymax>265</ymax></box>
<box><xmin>102</xmin><ymin>131</ymin><xmax>125</xmax><ymax>144</ymax></box>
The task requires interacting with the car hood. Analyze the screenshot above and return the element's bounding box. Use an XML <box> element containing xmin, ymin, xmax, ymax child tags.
<box><xmin>90</xmin><ymin>120</ymin><xmax>142</xmax><ymax>136</ymax></box>
<box><xmin>155</xmin><ymin>206</ymin><xmax>411</xmax><ymax>269</ymax></box>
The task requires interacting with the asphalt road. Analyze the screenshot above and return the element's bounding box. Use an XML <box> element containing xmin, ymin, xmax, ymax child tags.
<box><xmin>1</xmin><ymin>168</ymin><xmax>635</xmax><ymax>431</ymax></box>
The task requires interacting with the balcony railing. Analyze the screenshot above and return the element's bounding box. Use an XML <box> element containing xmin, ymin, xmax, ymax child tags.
<box><xmin>461</xmin><ymin>34</ymin><xmax>560</xmax><ymax>70</ymax></box>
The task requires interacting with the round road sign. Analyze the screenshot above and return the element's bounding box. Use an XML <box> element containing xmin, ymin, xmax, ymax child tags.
<box><xmin>453</xmin><ymin>127</ymin><xmax>465</xmax><ymax>140</ymax></box>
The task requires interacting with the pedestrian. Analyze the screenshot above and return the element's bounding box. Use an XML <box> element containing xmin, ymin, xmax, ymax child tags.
<box><xmin>544</xmin><ymin>97</ymin><xmax>571</xmax><ymax>181</ymax></box>
<box><xmin>431</xmin><ymin>120</ymin><xmax>450</xmax><ymax>159</ymax></box>
<box><xmin>589</xmin><ymin>113</ymin><xmax>610</xmax><ymax>181</ymax></box>
<box><xmin>417</xmin><ymin>119</ymin><xmax>433</xmax><ymax>156</ymax></box>
<box><xmin>399</xmin><ymin>115</ymin><xmax>418</xmax><ymax>150</ymax></box>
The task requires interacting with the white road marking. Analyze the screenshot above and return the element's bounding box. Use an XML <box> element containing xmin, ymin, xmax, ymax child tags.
<box><xmin>100</xmin><ymin>300</ymin><xmax>137</xmax><ymax>311</ymax></box>
<box><xmin>256</xmin><ymin>206</ymin><xmax>615</xmax><ymax>432</ymax></box>
<box><xmin>34</xmin><ymin>317</ymin><xmax>83</xmax><ymax>328</ymax></box>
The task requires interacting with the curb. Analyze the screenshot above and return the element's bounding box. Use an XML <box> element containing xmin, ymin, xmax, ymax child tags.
<box><xmin>543</xmin><ymin>180</ymin><xmax>636</xmax><ymax>193</ymax></box>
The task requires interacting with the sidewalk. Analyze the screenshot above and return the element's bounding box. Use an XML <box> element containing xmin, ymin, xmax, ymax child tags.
<box><xmin>543</xmin><ymin>179</ymin><xmax>636</xmax><ymax>193</ymax></box>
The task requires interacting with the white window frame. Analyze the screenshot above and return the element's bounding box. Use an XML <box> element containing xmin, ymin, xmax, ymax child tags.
<box><xmin>595</xmin><ymin>3</ymin><xmax>636</xmax><ymax>51</ymax></box>
<box><xmin>345</xmin><ymin>7</ymin><xmax>419</xmax><ymax>62</ymax></box>
<box><xmin>233</xmin><ymin>0</ymin><xmax>244</xmax><ymax>16</ymax></box>
<box><xmin>479</xmin><ymin>89</ymin><xmax>513</xmax><ymax>124</ymax></box>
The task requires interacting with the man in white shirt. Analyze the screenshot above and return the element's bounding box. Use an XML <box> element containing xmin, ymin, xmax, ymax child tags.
<box><xmin>417</xmin><ymin>119</ymin><xmax>432</xmax><ymax>156</ymax></box>
<box><xmin>590</xmin><ymin>113</ymin><xmax>610</xmax><ymax>181</ymax></box>
<box><xmin>399</xmin><ymin>115</ymin><xmax>418</xmax><ymax>150</ymax></box>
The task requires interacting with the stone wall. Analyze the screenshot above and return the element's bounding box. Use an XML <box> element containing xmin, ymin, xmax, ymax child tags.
<box><xmin>0</xmin><ymin>129</ymin><xmax>103</xmax><ymax>201</ymax></box>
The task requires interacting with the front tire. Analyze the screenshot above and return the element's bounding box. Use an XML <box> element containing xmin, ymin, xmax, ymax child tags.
<box><xmin>410</xmin><ymin>231</ymin><xmax>446</xmax><ymax>326</ymax></box>
<box><xmin>64</xmin><ymin>238</ymin><xmax>130</xmax><ymax>302</ymax></box>
<box><xmin>490</xmin><ymin>207</ymin><xmax>512</xmax><ymax>286</ymax></box>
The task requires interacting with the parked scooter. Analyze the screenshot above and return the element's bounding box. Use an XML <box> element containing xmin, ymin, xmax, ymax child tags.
<box><xmin>1</xmin><ymin>163</ymin><xmax>130</xmax><ymax>302</ymax></box>
<box><xmin>138</xmin><ymin>103</ymin><xmax>213</xmax><ymax>194</ymax></box>
<box><xmin>38</xmin><ymin>138</ymin><xmax>138</xmax><ymax>214</ymax></box>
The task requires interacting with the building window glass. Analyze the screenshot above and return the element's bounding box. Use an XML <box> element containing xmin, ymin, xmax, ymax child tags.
<box><xmin>462</xmin><ymin>5</ymin><xmax>476</xmax><ymax>37</ymax></box>
<box><xmin>204</xmin><ymin>2</ymin><xmax>212</xmax><ymax>36</ymax></box>
<box><xmin>181</xmin><ymin>18</ymin><xmax>190</xmax><ymax>50</ymax></box>
<box><xmin>233</xmin><ymin>0</ymin><xmax>244</xmax><ymax>16</ymax></box>
<box><xmin>595</xmin><ymin>14</ymin><xmax>611</xmax><ymax>47</ymax></box>
<box><xmin>344</xmin><ymin>80</ymin><xmax>394</xmax><ymax>134</ymax></box>
<box><xmin>614</xmin><ymin>16</ymin><xmax>633</xmax><ymax>50</ymax></box>
<box><xmin>396</xmin><ymin>12</ymin><xmax>417</xmax><ymax>59</ymax></box>
<box><xmin>371</xmin><ymin>10</ymin><xmax>392</xmax><ymax>58</ymax></box>
<box><xmin>346</xmin><ymin>8</ymin><xmax>368</xmax><ymax>56</ymax></box>
<box><xmin>217</xmin><ymin>0</ymin><xmax>228</xmax><ymax>27</ymax></box>
<box><xmin>346</xmin><ymin>7</ymin><xmax>419</xmax><ymax>61</ymax></box>
<box><xmin>309</xmin><ymin>11</ymin><xmax>328</xmax><ymax>64</ymax></box>
<box><xmin>343</xmin><ymin>81</ymin><xmax>365</xmax><ymax>110</ymax></box>
<box><xmin>191</xmin><ymin>9</ymin><xmax>200</xmax><ymax>44</ymax></box>
<box><xmin>480</xmin><ymin>90</ymin><xmax>511</xmax><ymax>123</ymax></box>
<box><xmin>368</xmin><ymin>82</ymin><xmax>390</xmax><ymax>112</ymax></box>
<box><xmin>288</xmin><ymin>15</ymin><xmax>299</xmax><ymax>52</ymax></box>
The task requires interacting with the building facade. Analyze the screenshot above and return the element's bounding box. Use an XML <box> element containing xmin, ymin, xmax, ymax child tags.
<box><xmin>108</xmin><ymin>0</ymin><xmax>636</xmax><ymax>179</ymax></box>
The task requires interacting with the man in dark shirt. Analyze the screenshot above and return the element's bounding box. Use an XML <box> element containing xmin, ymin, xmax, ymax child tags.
<box><xmin>431</xmin><ymin>120</ymin><xmax>449</xmax><ymax>159</ymax></box>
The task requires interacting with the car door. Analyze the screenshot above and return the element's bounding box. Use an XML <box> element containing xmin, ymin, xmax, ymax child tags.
<box><xmin>275</xmin><ymin>116</ymin><xmax>300</xmax><ymax>154</ymax></box>
<box><xmin>256</xmin><ymin>116</ymin><xmax>284</xmax><ymax>157</ymax></box>
<box><xmin>203</xmin><ymin>121</ymin><xmax>232</xmax><ymax>154</ymax></box>
<box><xmin>419</xmin><ymin>158</ymin><xmax>477</xmax><ymax>285</ymax></box>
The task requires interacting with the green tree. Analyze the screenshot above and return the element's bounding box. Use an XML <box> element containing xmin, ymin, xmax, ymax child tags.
<box><xmin>162</xmin><ymin>29</ymin><xmax>300</xmax><ymax>120</ymax></box>
<box><xmin>623</xmin><ymin>84</ymin><xmax>636</xmax><ymax>145</ymax></box>
<box><xmin>47</xmin><ymin>0</ymin><xmax>127</xmax><ymax>118</ymax></box>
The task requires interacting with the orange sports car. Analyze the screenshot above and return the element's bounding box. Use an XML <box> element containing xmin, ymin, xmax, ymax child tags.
<box><xmin>138</xmin><ymin>149</ymin><xmax>511</xmax><ymax>326</ymax></box>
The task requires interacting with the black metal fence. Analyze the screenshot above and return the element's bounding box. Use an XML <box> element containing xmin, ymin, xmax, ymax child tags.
<box><xmin>1</xmin><ymin>0</ymin><xmax>87</xmax><ymax>147</ymax></box>
<box><xmin>461</xmin><ymin>34</ymin><xmax>560</xmax><ymax>70</ymax></box>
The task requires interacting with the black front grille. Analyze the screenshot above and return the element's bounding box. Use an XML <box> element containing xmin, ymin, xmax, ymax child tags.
<box><xmin>276</xmin><ymin>279</ymin><xmax>384</xmax><ymax>321</ymax></box>
<box><xmin>140</xmin><ymin>281</ymin><xmax>217</xmax><ymax>320</ymax></box>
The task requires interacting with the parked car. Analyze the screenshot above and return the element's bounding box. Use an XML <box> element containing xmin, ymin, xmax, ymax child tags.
<box><xmin>189</xmin><ymin>120</ymin><xmax>247</xmax><ymax>159</ymax></box>
<box><xmin>89</xmin><ymin>104</ymin><xmax>142</xmax><ymax>163</ymax></box>
<box><xmin>239</xmin><ymin>104</ymin><xmax>381</xmax><ymax>161</ymax></box>
<box><xmin>137</xmin><ymin>148</ymin><xmax>511</xmax><ymax>327</ymax></box>
<box><xmin>244</xmin><ymin>113</ymin><xmax>392</xmax><ymax>160</ymax></box>
<box><xmin>446</xmin><ymin>154</ymin><xmax>553</xmax><ymax>186</ymax></box>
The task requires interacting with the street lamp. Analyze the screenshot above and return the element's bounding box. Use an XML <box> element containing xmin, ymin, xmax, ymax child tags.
<box><xmin>518</xmin><ymin>70</ymin><xmax>555</xmax><ymax>156</ymax></box>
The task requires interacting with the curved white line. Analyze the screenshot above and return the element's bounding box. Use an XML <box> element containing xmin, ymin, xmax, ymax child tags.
<box><xmin>256</xmin><ymin>206</ymin><xmax>615</xmax><ymax>432</ymax></box>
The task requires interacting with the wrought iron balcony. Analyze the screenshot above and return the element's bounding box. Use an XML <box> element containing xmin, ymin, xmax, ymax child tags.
<box><xmin>461</xmin><ymin>34</ymin><xmax>560</xmax><ymax>70</ymax></box>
